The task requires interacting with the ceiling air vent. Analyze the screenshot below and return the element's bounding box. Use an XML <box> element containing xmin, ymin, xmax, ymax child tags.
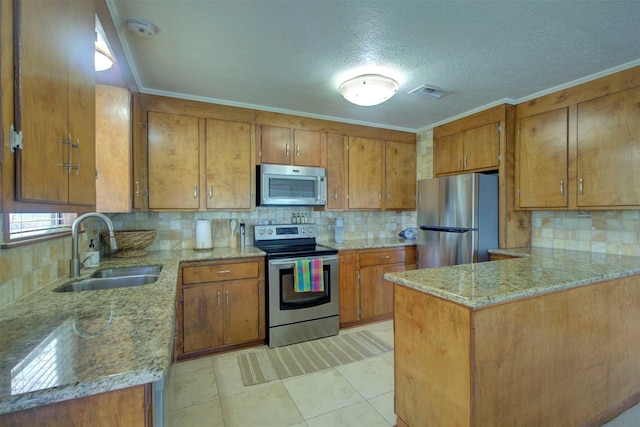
<box><xmin>408</xmin><ymin>85</ymin><xmax>450</xmax><ymax>99</ymax></box>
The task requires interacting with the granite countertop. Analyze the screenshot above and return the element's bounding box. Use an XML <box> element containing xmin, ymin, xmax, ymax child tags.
<box><xmin>0</xmin><ymin>237</ymin><xmax>413</xmax><ymax>415</ymax></box>
<box><xmin>0</xmin><ymin>246</ymin><xmax>264</xmax><ymax>415</ymax></box>
<box><xmin>385</xmin><ymin>247</ymin><xmax>640</xmax><ymax>308</ymax></box>
<box><xmin>325</xmin><ymin>237</ymin><xmax>416</xmax><ymax>251</ymax></box>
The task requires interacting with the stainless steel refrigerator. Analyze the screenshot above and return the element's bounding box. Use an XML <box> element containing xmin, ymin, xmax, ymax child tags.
<box><xmin>417</xmin><ymin>173</ymin><xmax>498</xmax><ymax>269</ymax></box>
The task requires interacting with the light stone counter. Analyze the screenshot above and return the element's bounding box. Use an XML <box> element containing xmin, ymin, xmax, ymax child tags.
<box><xmin>0</xmin><ymin>246</ymin><xmax>265</xmax><ymax>415</ymax></box>
<box><xmin>385</xmin><ymin>247</ymin><xmax>640</xmax><ymax>307</ymax></box>
<box><xmin>323</xmin><ymin>237</ymin><xmax>416</xmax><ymax>251</ymax></box>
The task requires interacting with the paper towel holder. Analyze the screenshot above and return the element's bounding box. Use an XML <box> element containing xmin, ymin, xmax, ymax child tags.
<box><xmin>194</xmin><ymin>219</ymin><xmax>213</xmax><ymax>251</ymax></box>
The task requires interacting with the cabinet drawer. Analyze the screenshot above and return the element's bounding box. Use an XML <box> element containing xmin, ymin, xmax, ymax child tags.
<box><xmin>183</xmin><ymin>260</ymin><xmax>261</xmax><ymax>284</ymax></box>
<box><xmin>359</xmin><ymin>249</ymin><xmax>406</xmax><ymax>267</ymax></box>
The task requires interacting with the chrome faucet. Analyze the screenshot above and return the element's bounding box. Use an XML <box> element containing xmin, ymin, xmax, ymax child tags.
<box><xmin>69</xmin><ymin>212</ymin><xmax>118</xmax><ymax>278</ymax></box>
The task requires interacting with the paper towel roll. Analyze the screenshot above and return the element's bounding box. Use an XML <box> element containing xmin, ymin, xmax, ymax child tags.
<box><xmin>195</xmin><ymin>220</ymin><xmax>212</xmax><ymax>250</ymax></box>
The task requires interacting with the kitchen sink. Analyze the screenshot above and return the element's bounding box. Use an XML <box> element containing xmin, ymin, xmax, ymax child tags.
<box><xmin>90</xmin><ymin>265</ymin><xmax>162</xmax><ymax>278</ymax></box>
<box><xmin>54</xmin><ymin>266</ymin><xmax>162</xmax><ymax>292</ymax></box>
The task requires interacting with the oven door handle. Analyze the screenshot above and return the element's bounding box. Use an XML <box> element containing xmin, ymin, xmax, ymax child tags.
<box><xmin>269</xmin><ymin>255</ymin><xmax>338</xmax><ymax>267</ymax></box>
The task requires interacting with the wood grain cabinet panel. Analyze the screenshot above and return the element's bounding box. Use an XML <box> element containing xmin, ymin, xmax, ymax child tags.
<box><xmin>147</xmin><ymin>111</ymin><xmax>200</xmax><ymax>210</ymax></box>
<box><xmin>434</xmin><ymin>133</ymin><xmax>464</xmax><ymax>175</ymax></box>
<box><xmin>577</xmin><ymin>86</ymin><xmax>640</xmax><ymax>207</ymax></box>
<box><xmin>178</xmin><ymin>258</ymin><xmax>265</xmax><ymax>359</ymax></box>
<box><xmin>348</xmin><ymin>137</ymin><xmax>384</xmax><ymax>209</ymax></box>
<box><xmin>517</xmin><ymin>108</ymin><xmax>569</xmax><ymax>209</ymax></box>
<box><xmin>259</xmin><ymin>126</ymin><xmax>322</xmax><ymax>166</ymax></box>
<box><xmin>292</xmin><ymin>129</ymin><xmax>322</xmax><ymax>167</ymax></box>
<box><xmin>434</xmin><ymin>123</ymin><xmax>499</xmax><ymax>176</ymax></box>
<box><xmin>15</xmin><ymin>0</ymin><xmax>95</xmax><ymax>206</ymax></box>
<box><xmin>339</xmin><ymin>250</ymin><xmax>357</xmax><ymax>326</ymax></box>
<box><xmin>206</xmin><ymin>119</ymin><xmax>254</xmax><ymax>210</ymax></box>
<box><xmin>325</xmin><ymin>134</ymin><xmax>347</xmax><ymax>210</ymax></box>
<box><xmin>385</xmin><ymin>141</ymin><xmax>416</xmax><ymax>210</ymax></box>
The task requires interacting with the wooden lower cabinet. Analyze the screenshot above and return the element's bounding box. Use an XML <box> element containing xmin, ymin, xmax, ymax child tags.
<box><xmin>0</xmin><ymin>384</ymin><xmax>152</xmax><ymax>427</ymax></box>
<box><xmin>393</xmin><ymin>274</ymin><xmax>640</xmax><ymax>426</ymax></box>
<box><xmin>339</xmin><ymin>246</ymin><xmax>416</xmax><ymax>327</ymax></box>
<box><xmin>488</xmin><ymin>253</ymin><xmax>521</xmax><ymax>261</ymax></box>
<box><xmin>177</xmin><ymin>257</ymin><xmax>265</xmax><ymax>359</ymax></box>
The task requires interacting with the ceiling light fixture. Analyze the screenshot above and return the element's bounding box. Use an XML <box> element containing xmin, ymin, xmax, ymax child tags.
<box><xmin>339</xmin><ymin>74</ymin><xmax>399</xmax><ymax>106</ymax></box>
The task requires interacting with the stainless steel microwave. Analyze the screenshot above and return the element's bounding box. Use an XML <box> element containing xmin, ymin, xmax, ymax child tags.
<box><xmin>257</xmin><ymin>164</ymin><xmax>327</xmax><ymax>206</ymax></box>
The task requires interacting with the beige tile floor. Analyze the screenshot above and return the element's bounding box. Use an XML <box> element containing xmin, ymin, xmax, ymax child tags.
<box><xmin>163</xmin><ymin>320</ymin><xmax>640</xmax><ymax>427</ymax></box>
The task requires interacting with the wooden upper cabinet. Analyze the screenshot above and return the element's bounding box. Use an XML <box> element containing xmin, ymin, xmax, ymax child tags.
<box><xmin>293</xmin><ymin>129</ymin><xmax>322</xmax><ymax>167</ymax></box>
<box><xmin>205</xmin><ymin>119</ymin><xmax>254</xmax><ymax>210</ymax></box>
<box><xmin>517</xmin><ymin>108</ymin><xmax>568</xmax><ymax>209</ymax></box>
<box><xmin>259</xmin><ymin>125</ymin><xmax>322</xmax><ymax>166</ymax></box>
<box><xmin>16</xmin><ymin>0</ymin><xmax>95</xmax><ymax>206</ymax></box>
<box><xmin>463</xmin><ymin>123</ymin><xmax>500</xmax><ymax>171</ymax></box>
<box><xmin>147</xmin><ymin>111</ymin><xmax>200</xmax><ymax>210</ymax></box>
<box><xmin>95</xmin><ymin>85</ymin><xmax>131</xmax><ymax>213</ymax></box>
<box><xmin>385</xmin><ymin>141</ymin><xmax>416</xmax><ymax>210</ymax></box>
<box><xmin>577</xmin><ymin>86</ymin><xmax>640</xmax><ymax>208</ymax></box>
<box><xmin>348</xmin><ymin>137</ymin><xmax>384</xmax><ymax>209</ymax></box>
<box><xmin>326</xmin><ymin>134</ymin><xmax>347</xmax><ymax>210</ymax></box>
<box><xmin>259</xmin><ymin>125</ymin><xmax>291</xmax><ymax>164</ymax></box>
<box><xmin>434</xmin><ymin>123</ymin><xmax>499</xmax><ymax>176</ymax></box>
<box><xmin>434</xmin><ymin>133</ymin><xmax>464</xmax><ymax>175</ymax></box>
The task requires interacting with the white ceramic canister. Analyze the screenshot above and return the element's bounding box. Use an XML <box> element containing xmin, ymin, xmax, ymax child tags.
<box><xmin>334</xmin><ymin>217</ymin><xmax>344</xmax><ymax>244</ymax></box>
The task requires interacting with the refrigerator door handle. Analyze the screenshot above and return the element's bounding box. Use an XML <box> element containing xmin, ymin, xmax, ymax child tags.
<box><xmin>419</xmin><ymin>225</ymin><xmax>476</xmax><ymax>233</ymax></box>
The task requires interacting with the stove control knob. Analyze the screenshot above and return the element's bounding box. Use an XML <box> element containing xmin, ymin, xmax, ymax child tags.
<box><xmin>258</xmin><ymin>229</ymin><xmax>264</xmax><ymax>235</ymax></box>
<box><xmin>300</xmin><ymin>228</ymin><xmax>306</xmax><ymax>234</ymax></box>
<box><xmin>267</xmin><ymin>229</ymin><xmax>273</xmax><ymax>235</ymax></box>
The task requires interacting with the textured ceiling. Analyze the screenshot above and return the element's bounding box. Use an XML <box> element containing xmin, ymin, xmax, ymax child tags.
<box><xmin>106</xmin><ymin>0</ymin><xmax>640</xmax><ymax>132</ymax></box>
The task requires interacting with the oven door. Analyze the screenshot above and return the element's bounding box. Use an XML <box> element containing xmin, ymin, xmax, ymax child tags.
<box><xmin>267</xmin><ymin>254</ymin><xmax>339</xmax><ymax>327</ymax></box>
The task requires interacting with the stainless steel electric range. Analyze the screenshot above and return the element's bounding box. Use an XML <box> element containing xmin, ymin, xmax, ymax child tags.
<box><xmin>254</xmin><ymin>224</ymin><xmax>339</xmax><ymax>348</ymax></box>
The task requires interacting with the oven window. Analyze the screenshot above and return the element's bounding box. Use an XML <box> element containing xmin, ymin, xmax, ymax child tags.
<box><xmin>269</xmin><ymin>177</ymin><xmax>316</xmax><ymax>199</ymax></box>
<box><xmin>279</xmin><ymin>265</ymin><xmax>330</xmax><ymax>310</ymax></box>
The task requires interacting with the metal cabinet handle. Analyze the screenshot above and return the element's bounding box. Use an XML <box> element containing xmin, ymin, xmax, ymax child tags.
<box><xmin>285</xmin><ymin>143</ymin><xmax>290</xmax><ymax>156</ymax></box>
<box><xmin>56</xmin><ymin>133</ymin><xmax>73</xmax><ymax>173</ymax></box>
<box><xmin>457</xmin><ymin>157</ymin><xmax>461</xmax><ymax>169</ymax></box>
<box><xmin>217</xmin><ymin>291</ymin><xmax>221</xmax><ymax>307</ymax></box>
<box><xmin>216</xmin><ymin>269</ymin><xmax>231</xmax><ymax>274</ymax></box>
<box><xmin>73</xmin><ymin>138</ymin><xmax>81</xmax><ymax>176</ymax></box>
<box><xmin>380</xmin><ymin>255</ymin><xmax>390</xmax><ymax>259</ymax></box>
<box><xmin>334</xmin><ymin>191</ymin><xmax>338</xmax><ymax>200</ymax></box>
<box><xmin>464</xmin><ymin>155</ymin><xmax>467</xmax><ymax>168</ymax></box>
<box><xmin>226</xmin><ymin>290</ymin><xmax>229</xmax><ymax>306</ymax></box>
<box><xmin>379</xmin><ymin>192</ymin><xmax>382</xmax><ymax>200</ymax></box>
<box><xmin>560</xmin><ymin>180</ymin><xmax>564</xmax><ymax>196</ymax></box>
<box><xmin>194</xmin><ymin>185</ymin><xmax>198</xmax><ymax>198</ymax></box>
<box><xmin>387</xmin><ymin>192</ymin><xmax>391</xmax><ymax>202</ymax></box>
<box><xmin>209</xmin><ymin>185</ymin><xmax>213</xmax><ymax>199</ymax></box>
<box><xmin>579</xmin><ymin>178</ymin><xmax>584</xmax><ymax>195</ymax></box>
<box><xmin>135</xmin><ymin>181</ymin><xmax>140</xmax><ymax>196</ymax></box>
<box><xmin>296</xmin><ymin>145</ymin><xmax>300</xmax><ymax>157</ymax></box>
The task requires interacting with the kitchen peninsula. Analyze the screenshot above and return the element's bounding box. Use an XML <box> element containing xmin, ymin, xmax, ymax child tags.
<box><xmin>386</xmin><ymin>248</ymin><xmax>640</xmax><ymax>427</ymax></box>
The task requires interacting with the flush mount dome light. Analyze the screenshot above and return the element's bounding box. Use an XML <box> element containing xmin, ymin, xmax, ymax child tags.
<box><xmin>339</xmin><ymin>74</ymin><xmax>399</xmax><ymax>106</ymax></box>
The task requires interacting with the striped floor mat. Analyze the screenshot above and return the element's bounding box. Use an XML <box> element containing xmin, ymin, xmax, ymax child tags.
<box><xmin>237</xmin><ymin>330</ymin><xmax>393</xmax><ymax>386</ymax></box>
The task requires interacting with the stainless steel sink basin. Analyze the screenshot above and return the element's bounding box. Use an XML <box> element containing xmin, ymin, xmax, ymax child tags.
<box><xmin>55</xmin><ymin>266</ymin><xmax>162</xmax><ymax>292</ymax></box>
<box><xmin>90</xmin><ymin>265</ymin><xmax>162</xmax><ymax>278</ymax></box>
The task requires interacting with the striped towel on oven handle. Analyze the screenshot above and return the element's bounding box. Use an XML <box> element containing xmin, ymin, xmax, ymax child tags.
<box><xmin>309</xmin><ymin>258</ymin><xmax>324</xmax><ymax>292</ymax></box>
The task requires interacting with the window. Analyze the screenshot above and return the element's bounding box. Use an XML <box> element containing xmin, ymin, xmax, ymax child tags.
<box><xmin>5</xmin><ymin>213</ymin><xmax>76</xmax><ymax>242</ymax></box>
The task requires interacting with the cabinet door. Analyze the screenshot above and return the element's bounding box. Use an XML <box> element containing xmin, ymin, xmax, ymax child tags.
<box><xmin>182</xmin><ymin>283</ymin><xmax>223</xmax><ymax>353</ymax></box>
<box><xmin>577</xmin><ymin>87</ymin><xmax>640</xmax><ymax>207</ymax></box>
<box><xmin>66</xmin><ymin>0</ymin><xmax>96</xmax><ymax>205</ymax></box>
<box><xmin>463</xmin><ymin>123</ymin><xmax>499</xmax><ymax>171</ymax></box>
<box><xmin>96</xmin><ymin>85</ymin><xmax>131</xmax><ymax>212</ymax></box>
<box><xmin>360</xmin><ymin>263</ymin><xmax>404</xmax><ymax>320</ymax></box>
<box><xmin>206</xmin><ymin>119</ymin><xmax>253</xmax><ymax>210</ymax></box>
<box><xmin>385</xmin><ymin>141</ymin><xmax>416</xmax><ymax>210</ymax></box>
<box><xmin>260</xmin><ymin>125</ymin><xmax>291</xmax><ymax>164</ymax></box>
<box><xmin>517</xmin><ymin>109</ymin><xmax>568</xmax><ymax>208</ymax></box>
<box><xmin>223</xmin><ymin>281</ymin><xmax>261</xmax><ymax>345</ymax></box>
<box><xmin>339</xmin><ymin>251</ymin><xmax>356</xmax><ymax>325</ymax></box>
<box><xmin>434</xmin><ymin>133</ymin><xmax>464</xmax><ymax>176</ymax></box>
<box><xmin>326</xmin><ymin>134</ymin><xmax>347</xmax><ymax>210</ymax></box>
<box><xmin>148</xmin><ymin>111</ymin><xmax>200</xmax><ymax>209</ymax></box>
<box><xmin>348</xmin><ymin>137</ymin><xmax>384</xmax><ymax>209</ymax></box>
<box><xmin>17</xmin><ymin>0</ymin><xmax>94</xmax><ymax>205</ymax></box>
<box><xmin>293</xmin><ymin>129</ymin><xmax>322</xmax><ymax>167</ymax></box>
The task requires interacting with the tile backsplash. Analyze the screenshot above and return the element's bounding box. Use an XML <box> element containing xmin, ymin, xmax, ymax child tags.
<box><xmin>531</xmin><ymin>210</ymin><xmax>640</xmax><ymax>257</ymax></box>
<box><xmin>0</xmin><ymin>209</ymin><xmax>417</xmax><ymax>308</ymax></box>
